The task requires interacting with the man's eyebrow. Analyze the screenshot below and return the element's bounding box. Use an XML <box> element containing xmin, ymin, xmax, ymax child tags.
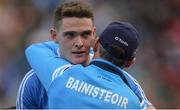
<box><xmin>82</xmin><ymin>30</ymin><xmax>92</xmax><ymax>34</ymax></box>
<box><xmin>63</xmin><ymin>30</ymin><xmax>92</xmax><ymax>34</ymax></box>
<box><xmin>62</xmin><ymin>31</ymin><xmax>77</xmax><ymax>35</ymax></box>
<box><xmin>63</xmin><ymin>31</ymin><xmax>76</xmax><ymax>33</ymax></box>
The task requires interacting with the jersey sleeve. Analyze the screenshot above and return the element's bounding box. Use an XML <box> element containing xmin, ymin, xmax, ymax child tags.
<box><xmin>122</xmin><ymin>70</ymin><xmax>152</xmax><ymax>109</ymax></box>
<box><xmin>25</xmin><ymin>41</ymin><xmax>71</xmax><ymax>90</ymax></box>
<box><xmin>16</xmin><ymin>70</ymin><xmax>42</xmax><ymax>109</ymax></box>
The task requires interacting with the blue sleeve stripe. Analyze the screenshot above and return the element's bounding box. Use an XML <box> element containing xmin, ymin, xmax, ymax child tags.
<box><xmin>140</xmin><ymin>99</ymin><xmax>148</xmax><ymax>110</ymax></box>
<box><xmin>51</xmin><ymin>64</ymin><xmax>73</xmax><ymax>81</ymax></box>
<box><xmin>57</xmin><ymin>48</ymin><xmax>60</xmax><ymax>57</ymax></box>
<box><xmin>16</xmin><ymin>70</ymin><xmax>35</xmax><ymax>109</ymax></box>
<box><xmin>123</xmin><ymin>71</ymin><xmax>152</xmax><ymax>106</ymax></box>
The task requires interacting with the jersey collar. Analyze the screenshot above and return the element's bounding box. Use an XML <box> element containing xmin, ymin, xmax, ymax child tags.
<box><xmin>90</xmin><ymin>58</ymin><xmax>130</xmax><ymax>88</ymax></box>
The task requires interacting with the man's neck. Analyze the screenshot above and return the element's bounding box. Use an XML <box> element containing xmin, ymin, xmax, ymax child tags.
<box><xmin>84</xmin><ymin>55</ymin><xmax>91</xmax><ymax>66</ymax></box>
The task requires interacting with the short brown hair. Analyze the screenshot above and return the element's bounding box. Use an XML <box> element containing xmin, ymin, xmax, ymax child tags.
<box><xmin>99</xmin><ymin>44</ymin><xmax>132</xmax><ymax>67</ymax></box>
<box><xmin>54</xmin><ymin>0</ymin><xmax>94</xmax><ymax>30</ymax></box>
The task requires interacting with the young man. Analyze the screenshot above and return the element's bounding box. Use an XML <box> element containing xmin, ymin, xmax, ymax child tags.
<box><xmin>26</xmin><ymin>22</ymin><xmax>153</xmax><ymax>109</ymax></box>
<box><xmin>16</xmin><ymin>1</ymin><xmax>95</xmax><ymax>109</ymax></box>
<box><xmin>17</xmin><ymin>0</ymin><xmax>153</xmax><ymax>109</ymax></box>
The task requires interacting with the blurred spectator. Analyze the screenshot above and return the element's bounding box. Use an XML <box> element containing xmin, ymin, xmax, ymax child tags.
<box><xmin>0</xmin><ymin>0</ymin><xmax>42</xmax><ymax>107</ymax></box>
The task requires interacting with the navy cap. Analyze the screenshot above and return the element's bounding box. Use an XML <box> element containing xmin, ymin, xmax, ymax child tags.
<box><xmin>99</xmin><ymin>22</ymin><xmax>139</xmax><ymax>59</ymax></box>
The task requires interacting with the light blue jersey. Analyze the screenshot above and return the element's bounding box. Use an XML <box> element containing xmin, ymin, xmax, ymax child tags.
<box><xmin>16</xmin><ymin>70</ymin><xmax>48</xmax><ymax>109</ymax></box>
<box><xmin>48</xmin><ymin>59</ymin><xmax>141</xmax><ymax>109</ymax></box>
<box><xmin>25</xmin><ymin>41</ymin><xmax>152</xmax><ymax>109</ymax></box>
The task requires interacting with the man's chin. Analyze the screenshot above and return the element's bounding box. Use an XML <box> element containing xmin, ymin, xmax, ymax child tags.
<box><xmin>72</xmin><ymin>59</ymin><xmax>87</xmax><ymax>65</ymax></box>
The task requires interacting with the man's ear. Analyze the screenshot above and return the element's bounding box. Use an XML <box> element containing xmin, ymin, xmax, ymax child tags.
<box><xmin>92</xmin><ymin>37</ymin><xmax>100</xmax><ymax>59</ymax></box>
<box><xmin>50</xmin><ymin>28</ymin><xmax>58</xmax><ymax>43</ymax></box>
<box><xmin>92</xmin><ymin>37</ymin><xmax>100</xmax><ymax>53</ymax></box>
<box><xmin>93</xmin><ymin>26</ymin><xmax>97</xmax><ymax>39</ymax></box>
<box><xmin>90</xmin><ymin>26</ymin><xmax>97</xmax><ymax>46</ymax></box>
<box><xmin>124</xmin><ymin>57</ymin><xmax>136</xmax><ymax>68</ymax></box>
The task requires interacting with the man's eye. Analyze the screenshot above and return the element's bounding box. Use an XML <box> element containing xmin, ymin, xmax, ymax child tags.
<box><xmin>64</xmin><ymin>32</ymin><xmax>76</xmax><ymax>38</ymax></box>
<box><xmin>81</xmin><ymin>31</ymin><xmax>91</xmax><ymax>38</ymax></box>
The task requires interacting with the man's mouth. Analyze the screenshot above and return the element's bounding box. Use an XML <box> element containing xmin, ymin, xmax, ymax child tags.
<box><xmin>72</xmin><ymin>51</ymin><xmax>85</xmax><ymax>54</ymax></box>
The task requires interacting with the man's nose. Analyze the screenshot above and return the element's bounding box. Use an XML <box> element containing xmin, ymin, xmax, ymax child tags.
<box><xmin>74</xmin><ymin>36</ymin><xmax>83</xmax><ymax>48</ymax></box>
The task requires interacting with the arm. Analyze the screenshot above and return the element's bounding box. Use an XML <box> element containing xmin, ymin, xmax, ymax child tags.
<box><xmin>122</xmin><ymin>70</ymin><xmax>154</xmax><ymax>109</ymax></box>
<box><xmin>25</xmin><ymin>41</ymin><xmax>71</xmax><ymax>90</ymax></box>
<box><xmin>16</xmin><ymin>70</ymin><xmax>48</xmax><ymax>109</ymax></box>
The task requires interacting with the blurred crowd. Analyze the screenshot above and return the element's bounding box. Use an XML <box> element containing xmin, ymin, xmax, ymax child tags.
<box><xmin>0</xmin><ymin>0</ymin><xmax>179</xmax><ymax>108</ymax></box>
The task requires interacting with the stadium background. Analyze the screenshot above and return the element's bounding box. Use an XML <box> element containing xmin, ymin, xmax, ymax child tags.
<box><xmin>0</xmin><ymin>0</ymin><xmax>179</xmax><ymax>108</ymax></box>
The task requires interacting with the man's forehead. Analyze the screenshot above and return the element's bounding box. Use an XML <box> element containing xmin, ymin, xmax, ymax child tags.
<box><xmin>62</xmin><ymin>29</ymin><xmax>93</xmax><ymax>34</ymax></box>
<box><xmin>61</xmin><ymin>17</ymin><xmax>93</xmax><ymax>28</ymax></box>
<box><xmin>59</xmin><ymin>19</ymin><xmax>93</xmax><ymax>33</ymax></box>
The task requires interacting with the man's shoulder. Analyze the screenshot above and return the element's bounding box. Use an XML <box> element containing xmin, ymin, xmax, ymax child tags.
<box><xmin>17</xmin><ymin>70</ymin><xmax>48</xmax><ymax>109</ymax></box>
<box><xmin>51</xmin><ymin>64</ymin><xmax>85</xmax><ymax>81</ymax></box>
<box><xmin>17</xmin><ymin>70</ymin><xmax>46</xmax><ymax>100</ymax></box>
<box><xmin>65</xmin><ymin>64</ymin><xmax>85</xmax><ymax>73</ymax></box>
<box><xmin>20</xmin><ymin>70</ymin><xmax>42</xmax><ymax>90</ymax></box>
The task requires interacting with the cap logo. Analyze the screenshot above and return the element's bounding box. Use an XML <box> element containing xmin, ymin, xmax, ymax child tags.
<box><xmin>115</xmin><ymin>37</ymin><xmax>128</xmax><ymax>47</ymax></box>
